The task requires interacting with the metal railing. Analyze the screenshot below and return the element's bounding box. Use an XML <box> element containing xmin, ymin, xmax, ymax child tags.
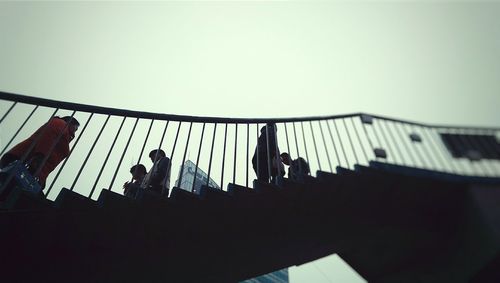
<box><xmin>0</xmin><ymin>91</ymin><xmax>499</xmax><ymax>201</ymax></box>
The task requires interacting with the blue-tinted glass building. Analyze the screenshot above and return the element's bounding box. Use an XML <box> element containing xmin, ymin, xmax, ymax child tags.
<box><xmin>175</xmin><ymin>160</ymin><xmax>220</xmax><ymax>194</ymax></box>
<box><xmin>241</xmin><ymin>268</ymin><xmax>289</xmax><ymax>283</ymax></box>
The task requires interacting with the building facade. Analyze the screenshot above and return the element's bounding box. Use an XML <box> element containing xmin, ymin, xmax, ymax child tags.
<box><xmin>175</xmin><ymin>160</ymin><xmax>220</xmax><ymax>194</ymax></box>
<box><xmin>241</xmin><ymin>268</ymin><xmax>289</xmax><ymax>283</ymax></box>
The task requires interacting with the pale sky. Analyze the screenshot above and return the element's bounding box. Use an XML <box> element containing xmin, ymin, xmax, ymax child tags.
<box><xmin>1</xmin><ymin>1</ymin><xmax>499</xmax><ymax>282</ymax></box>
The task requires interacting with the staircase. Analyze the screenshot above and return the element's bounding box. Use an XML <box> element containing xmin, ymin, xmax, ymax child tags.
<box><xmin>1</xmin><ymin>163</ymin><xmax>499</xmax><ymax>283</ymax></box>
<box><xmin>1</xmin><ymin>92</ymin><xmax>499</xmax><ymax>282</ymax></box>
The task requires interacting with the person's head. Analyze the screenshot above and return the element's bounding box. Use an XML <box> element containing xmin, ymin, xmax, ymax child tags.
<box><xmin>130</xmin><ymin>164</ymin><xmax>147</xmax><ymax>180</ymax></box>
<box><xmin>261</xmin><ymin>123</ymin><xmax>277</xmax><ymax>134</ymax></box>
<box><xmin>149</xmin><ymin>149</ymin><xmax>166</xmax><ymax>163</ymax></box>
<box><xmin>280</xmin><ymin>152</ymin><xmax>291</xmax><ymax>166</ymax></box>
<box><xmin>61</xmin><ymin>116</ymin><xmax>80</xmax><ymax>140</ymax></box>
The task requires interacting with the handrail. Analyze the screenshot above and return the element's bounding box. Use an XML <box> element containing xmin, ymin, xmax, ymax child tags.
<box><xmin>0</xmin><ymin>90</ymin><xmax>499</xmax><ymax>202</ymax></box>
<box><xmin>0</xmin><ymin>91</ymin><xmax>359</xmax><ymax>124</ymax></box>
<box><xmin>2</xmin><ymin>91</ymin><xmax>499</xmax><ymax>130</ymax></box>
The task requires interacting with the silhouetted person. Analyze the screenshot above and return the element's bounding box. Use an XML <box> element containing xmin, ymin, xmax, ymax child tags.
<box><xmin>123</xmin><ymin>164</ymin><xmax>147</xmax><ymax>198</ymax></box>
<box><xmin>142</xmin><ymin>149</ymin><xmax>171</xmax><ymax>196</ymax></box>
<box><xmin>280</xmin><ymin>152</ymin><xmax>310</xmax><ymax>181</ymax></box>
<box><xmin>252</xmin><ymin>123</ymin><xmax>284</xmax><ymax>183</ymax></box>
<box><xmin>0</xmin><ymin>116</ymin><xmax>79</xmax><ymax>189</ymax></box>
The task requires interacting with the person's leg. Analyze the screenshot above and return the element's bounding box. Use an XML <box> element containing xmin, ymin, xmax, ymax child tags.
<box><xmin>258</xmin><ymin>166</ymin><xmax>270</xmax><ymax>183</ymax></box>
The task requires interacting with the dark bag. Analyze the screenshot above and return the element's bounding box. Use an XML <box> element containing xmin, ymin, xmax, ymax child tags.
<box><xmin>0</xmin><ymin>160</ymin><xmax>42</xmax><ymax>201</ymax></box>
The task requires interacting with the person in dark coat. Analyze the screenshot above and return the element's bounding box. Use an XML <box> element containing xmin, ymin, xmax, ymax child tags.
<box><xmin>141</xmin><ymin>149</ymin><xmax>171</xmax><ymax>196</ymax></box>
<box><xmin>0</xmin><ymin>116</ymin><xmax>79</xmax><ymax>189</ymax></box>
<box><xmin>252</xmin><ymin>123</ymin><xmax>284</xmax><ymax>183</ymax></box>
<box><xmin>123</xmin><ymin>164</ymin><xmax>147</xmax><ymax>198</ymax></box>
<box><xmin>280</xmin><ymin>152</ymin><xmax>310</xmax><ymax>181</ymax></box>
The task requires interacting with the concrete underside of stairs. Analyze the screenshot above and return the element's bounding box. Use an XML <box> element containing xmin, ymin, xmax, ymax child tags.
<box><xmin>1</xmin><ymin>168</ymin><xmax>499</xmax><ymax>283</ymax></box>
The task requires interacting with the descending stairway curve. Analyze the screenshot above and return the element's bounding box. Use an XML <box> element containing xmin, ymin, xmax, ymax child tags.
<box><xmin>1</xmin><ymin>164</ymin><xmax>499</xmax><ymax>283</ymax></box>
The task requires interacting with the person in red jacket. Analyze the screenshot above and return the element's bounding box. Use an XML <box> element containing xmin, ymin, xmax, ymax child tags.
<box><xmin>0</xmin><ymin>116</ymin><xmax>79</xmax><ymax>189</ymax></box>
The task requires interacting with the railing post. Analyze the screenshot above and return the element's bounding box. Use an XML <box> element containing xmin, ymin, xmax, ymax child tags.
<box><xmin>46</xmin><ymin>113</ymin><xmax>94</xmax><ymax>196</ymax></box>
<box><xmin>206</xmin><ymin>123</ymin><xmax>217</xmax><ymax>187</ymax></box>
<box><xmin>70</xmin><ymin>115</ymin><xmax>110</xmax><ymax>194</ymax></box>
<box><xmin>327</xmin><ymin>119</ymin><xmax>343</xmax><ymax>168</ymax></box>
<box><xmin>292</xmin><ymin>122</ymin><xmax>303</xmax><ymax>174</ymax></box>
<box><xmin>300</xmin><ymin>122</ymin><xmax>311</xmax><ymax>169</ymax></box>
<box><xmin>343</xmin><ymin>118</ymin><xmax>359</xmax><ymax>165</ymax></box>
<box><xmin>1</xmin><ymin>105</ymin><xmax>39</xmax><ymax>156</ymax></box>
<box><xmin>246</xmin><ymin>123</ymin><xmax>249</xmax><ymax>187</ymax></box>
<box><xmin>382</xmin><ymin>120</ymin><xmax>404</xmax><ymax>166</ymax></box>
<box><xmin>108</xmin><ymin>118</ymin><xmax>139</xmax><ymax>191</ymax></box>
<box><xmin>256</xmin><ymin>123</ymin><xmax>260</xmax><ymax>182</ymax></box>
<box><xmin>393</xmin><ymin>122</ymin><xmax>418</xmax><ymax>168</ymax></box>
<box><xmin>90</xmin><ymin>116</ymin><xmax>126</xmax><ymax>196</ymax></box>
<box><xmin>233</xmin><ymin>124</ymin><xmax>238</xmax><ymax>184</ymax></box>
<box><xmin>318</xmin><ymin>120</ymin><xmax>333</xmax><ymax>172</ymax></box>
<box><xmin>332</xmin><ymin>119</ymin><xmax>349</xmax><ymax>168</ymax></box>
<box><xmin>0</xmin><ymin>101</ymin><xmax>17</xmax><ymax>125</ymax></box>
<box><xmin>310</xmin><ymin>121</ymin><xmax>322</xmax><ymax>172</ymax></box>
<box><xmin>177</xmin><ymin>122</ymin><xmax>193</xmax><ymax>190</ymax></box>
<box><xmin>192</xmin><ymin>123</ymin><xmax>206</xmax><ymax>192</ymax></box>
<box><xmin>220</xmin><ymin>123</ymin><xmax>228</xmax><ymax>189</ymax></box>
<box><xmin>273</xmin><ymin>123</ymin><xmax>281</xmax><ymax>184</ymax></box>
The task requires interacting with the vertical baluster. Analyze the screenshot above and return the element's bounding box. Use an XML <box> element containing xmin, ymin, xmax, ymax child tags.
<box><xmin>256</xmin><ymin>123</ymin><xmax>260</xmax><ymax>182</ymax></box>
<box><xmin>393</xmin><ymin>122</ymin><xmax>418</xmax><ymax>167</ymax></box>
<box><xmin>170</xmin><ymin>122</ymin><xmax>183</xmax><ymax>170</ymax></box>
<box><xmin>1</xmin><ymin>105</ymin><xmax>39</xmax><ymax>156</ymax></box>
<box><xmin>300</xmin><ymin>122</ymin><xmax>311</xmax><ymax>168</ymax></box>
<box><xmin>177</xmin><ymin>122</ymin><xmax>193</xmax><ymax>190</ymax></box>
<box><xmin>265</xmin><ymin>123</ymin><xmax>272</xmax><ymax>183</ymax></box>
<box><xmin>332</xmin><ymin>120</ymin><xmax>349</xmax><ymax>168</ymax></box>
<box><xmin>318</xmin><ymin>120</ymin><xmax>333</xmax><ymax>172</ymax></box>
<box><xmin>310</xmin><ymin>121</ymin><xmax>322</xmax><ymax>171</ymax></box>
<box><xmin>131</xmin><ymin>119</ymin><xmax>155</xmax><ymax>183</ymax></box>
<box><xmin>418</xmin><ymin>126</ymin><xmax>448</xmax><ymax>173</ymax></box>
<box><xmin>152</xmin><ymin>121</ymin><xmax>170</xmax><ymax>171</ymax></box>
<box><xmin>46</xmin><ymin>113</ymin><xmax>94</xmax><ymax>196</ymax></box>
<box><xmin>233</xmin><ymin>124</ymin><xmax>238</xmax><ymax>184</ymax></box>
<box><xmin>343</xmin><ymin>118</ymin><xmax>359</xmax><ymax>165</ymax></box>
<box><xmin>206</xmin><ymin>123</ymin><xmax>217</xmax><ymax>187</ymax></box>
<box><xmin>408</xmin><ymin>124</ymin><xmax>430</xmax><ymax>169</ymax></box>
<box><xmin>377</xmin><ymin>119</ymin><xmax>394</xmax><ymax>164</ymax></box>
<box><xmin>411</xmin><ymin>125</ymin><xmax>438</xmax><ymax>170</ymax></box>
<box><xmin>246</xmin><ymin>123</ymin><xmax>250</xmax><ymax>187</ymax></box>
<box><xmin>326</xmin><ymin>120</ymin><xmax>342</xmax><ymax>167</ymax></box>
<box><xmin>382</xmin><ymin>120</ymin><xmax>404</xmax><ymax>166</ymax></box>
<box><xmin>273</xmin><ymin>123</ymin><xmax>281</xmax><ymax>184</ymax></box>
<box><xmin>90</xmin><ymin>116</ymin><xmax>126</xmax><ymax>196</ymax></box>
<box><xmin>0</xmin><ymin>101</ymin><xmax>17</xmax><ymax>125</ymax></box>
<box><xmin>68</xmin><ymin>114</ymin><xmax>110</xmax><ymax>194</ymax></box>
<box><xmin>360</xmin><ymin>116</ymin><xmax>375</xmax><ymax>163</ymax></box>
<box><xmin>220</xmin><ymin>123</ymin><xmax>228</xmax><ymax>189</ymax></box>
<box><xmin>70</xmin><ymin>115</ymin><xmax>110</xmax><ymax>194</ymax></box>
<box><xmin>292</xmin><ymin>123</ymin><xmax>303</xmax><ymax>177</ymax></box>
<box><xmin>284</xmin><ymin>123</ymin><xmax>292</xmax><ymax>158</ymax></box>
<box><xmin>350</xmin><ymin>118</ymin><xmax>369</xmax><ymax>164</ymax></box>
<box><xmin>108</xmin><ymin>118</ymin><xmax>139</xmax><ymax>190</ymax></box>
<box><xmin>371</xmin><ymin>119</ymin><xmax>383</xmax><ymax>153</ymax></box>
<box><xmin>192</xmin><ymin>123</ymin><xmax>206</xmax><ymax>192</ymax></box>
